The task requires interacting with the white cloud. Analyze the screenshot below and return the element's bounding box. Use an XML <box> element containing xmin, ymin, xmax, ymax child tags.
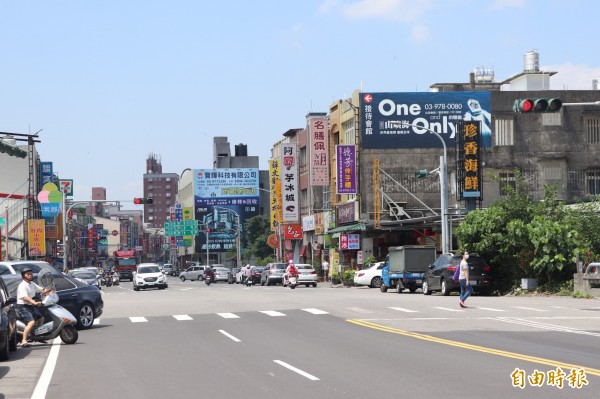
<box><xmin>544</xmin><ymin>63</ymin><xmax>600</xmax><ymax>90</ymax></box>
<box><xmin>410</xmin><ymin>23</ymin><xmax>430</xmax><ymax>43</ymax></box>
<box><xmin>320</xmin><ymin>0</ymin><xmax>432</xmax><ymax>22</ymax></box>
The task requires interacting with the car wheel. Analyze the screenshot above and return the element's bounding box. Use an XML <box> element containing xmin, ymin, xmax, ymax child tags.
<box><xmin>9</xmin><ymin>325</ymin><xmax>17</xmax><ymax>351</ymax></box>
<box><xmin>441</xmin><ymin>279</ymin><xmax>451</xmax><ymax>296</ymax></box>
<box><xmin>313</xmin><ymin>283</ymin><xmax>317</xmax><ymax>288</ymax></box>
<box><xmin>396</xmin><ymin>282</ymin><xmax>403</xmax><ymax>293</ymax></box>
<box><xmin>380</xmin><ymin>283</ymin><xmax>388</xmax><ymax>293</ymax></box>
<box><xmin>409</xmin><ymin>287</ymin><xmax>417</xmax><ymax>293</ymax></box>
<box><xmin>134</xmin><ymin>286</ymin><xmax>139</xmax><ymax>291</ymax></box>
<box><xmin>198</xmin><ymin>275</ymin><xmax>204</xmax><ymax>281</ymax></box>
<box><xmin>422</xmin><ymin>280</ymin><xmax>432</xmax><ymax>295</ymax></box>
<box><xmin>0</xmin><ymin>332</ymin><xmax>9</xmax><ymax>361</ymax></box>
<box><xmin>370</xmin><ymin>276</ymin><xmax>382</xmax><ymax>288</ymax></box>
<box><xmin>180</xmin><ymin>276</ymin><xmax>186</xmax><ymax>282</ymax></box>
<box><xmin>77</xmin><ymin>302</ymin><xmax>95</xmax><ymax>330</ymax></box>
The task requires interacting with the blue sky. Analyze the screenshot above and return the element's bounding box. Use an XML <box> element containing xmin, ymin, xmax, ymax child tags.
<box><xmin>1</xmin><ymin>0</ymin><xmax>599</xmax><ymax>204</ymax></box>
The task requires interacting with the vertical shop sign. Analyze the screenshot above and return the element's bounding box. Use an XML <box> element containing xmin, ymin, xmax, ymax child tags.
<box><xmin>280</xmin><ymin>144</ymin><xmax>298</xmax><ymax>222</ymax></box>
<box><xmin>309</xmin><ymin>116</ymin><xmax>329</xmax><ymax>186</ymax></box>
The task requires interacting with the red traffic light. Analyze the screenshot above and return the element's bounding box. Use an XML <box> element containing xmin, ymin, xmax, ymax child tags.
<box><xmin>206</xmin><ymin>228</ymin><xmax>211</xmax><ymax>233</ymax></box>
<box><xmin>133</xmin><ymin>198</ymin><xmax>143</xmax><ymax>205</ymax></box>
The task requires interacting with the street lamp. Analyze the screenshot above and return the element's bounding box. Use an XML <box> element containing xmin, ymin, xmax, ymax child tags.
<box><xmin>405</xmin><ymin>123</ymin><xmax>450</xmax><ymax>254</ymax></box>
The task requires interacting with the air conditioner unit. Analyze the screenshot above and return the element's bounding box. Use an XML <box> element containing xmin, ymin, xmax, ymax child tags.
<box><xmin>388</xmin><ymin>202</ymin><xmax>409</xmax><ymax>219</ymax></box>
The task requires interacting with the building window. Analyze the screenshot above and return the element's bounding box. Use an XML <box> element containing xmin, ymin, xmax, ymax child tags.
<box><xmin>494</xmin><ymin>118</ymin><xmax>514</xmax><ymax>146</ymax></box>
<box><xmin>543</xmin><ymin>166</ymin><xmax>563</xmax><ymax>181</ymax></box>
<box><xmin>166</xmin><ymin>192</ymin><xmax>171</xmax><ymax>198</ymax></box>
<box><xmin>148</xmin><ymin>185</ymin><xmax>154</xmax><ymax>190</ymax></box>
<box><xmin>166</xmin><ymin>185</ymin><xmax>171</xmax><ymax>190</ymax></box>
<box><xmin>499</xmin><ymin>171</ymin><xmax>516</xmax><ymax>195</ymax></box>
<box><xmin>586</xmin><ymin>170</ymin><xmax>600</xmax><ymax>195</ymax></box>
<box><xmin>148</xmin><ymin>216</ymin><xmax>154</xmax><ymax>221</ymax></box>
<box><xmin>585</xmin><ymin>116</ymin><xmax>600</xmax><ymax>144</ymax></box>
<box><xmin>148</xmin><ymin>178</ymin><xmax>153</xmax><ymax>182</ymax></box>
<box><xmin>166</xmin><ymin>178</ymin><xmax>171</xmax><ymax>182</ymax></box>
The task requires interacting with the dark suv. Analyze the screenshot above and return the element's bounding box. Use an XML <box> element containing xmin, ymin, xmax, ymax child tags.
<box><xmin>422</xmin><ymin>253</ymin><xmax>492</xmax><ymax>296</ymax></box>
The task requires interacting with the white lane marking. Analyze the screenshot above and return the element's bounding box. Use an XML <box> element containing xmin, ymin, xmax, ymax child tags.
<box><xmin>180</xmin><ymin>288</ymin><xmax>194</xmax><ymax>291</ymax></box>
<box><xmin>302</xmin><ymin>308</ymin><xmax>329</xmax><ymax>315</ymax></box>
<box><xmin>217</xmin><ymin>313</ymin><xmax>240</xmax><ymax>319</ymax></box>
<box><xmin>260</xmin><ymin>310</ymin><xmax>286</xmax><ymax>317</ymax></box>
<box><xmin>274</xmin><ymin>360</ymin><xmax>320</xmax><ymax>381</ymax></box>
<box><xmin>130</xmin><ymin>317</ymin><xmax>148</xmax><ymax>323</ymax></box>
<box><xmin>513</xmin><ymin>306</ymin><xmax>549</xmax><ymax>312</ymax></box>
<box><xmin>478</xmin><ymin>307</ymin><xmax>505</xmax><ymax>312</ymax></box>
<box><xmin>31</xmin><ymin>337</ymin><xmax>61</xmax><ymax>399</ymax></box>
<box><xmin>494</xmin><ymin>317</ymin><xmax>600</xmax><ymax>337</ymax></box>
<box><xmin>434</xmin><ymin>307</ymin><xmax>463</xmax><ymax>312</ymax></box>
<box><xmin>346</xmin><ymin>307</ymin><xmax>372</xmax><ymax>314</ymax></box>
<box><xmin>388</xmin><ymin>307</ymin><xmax>419</xmax><ymax>313</ymax></box>
<box><xmin>93</xmin><ymin>319</ymin><xmax>100</xmax><ymax>325</ymax></box>
<box><xmin>173</xmin><ymin>315</ymin><xmax>193</xmax><ymax>321</ymax></box>
<box><xmin>219</xmin><ymin>330</ymin><xmax>241</xmax><ymax>342</ymax></box>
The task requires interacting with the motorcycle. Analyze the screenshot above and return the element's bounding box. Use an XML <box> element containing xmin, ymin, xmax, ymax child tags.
<box><xmin>204</xmin><ymin>273</ymin><xmax>214</xmax><ymax>286</ymax></box>
<box><xmin>103</xmin><ymin>275</ymin><xmax>113</xmax><ymax>287</ymax></box>
<box><xmin>288</xmin><ymin>274</ymin><xmax>298</xmax><ymax>289</ymax></box>
<box><xmin>16</xmin><ymin>271</ymin><xmax>79</xmax><ymax>345</ymax></box>
<box><xmin>112</xmin><ymin>274</ymin><xmax>120</xmax><ymax>286</ymax></box>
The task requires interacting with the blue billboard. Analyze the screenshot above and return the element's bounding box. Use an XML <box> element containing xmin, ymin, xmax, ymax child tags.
<box><xmin>193</xmin><ymin>168</ymin><xmax>260</xmax><ymax>253</ymax></box>
<box><xmin>360</xmin><ymin>91</ymin><xmax>492</xmax><ymax>149</ymax></box>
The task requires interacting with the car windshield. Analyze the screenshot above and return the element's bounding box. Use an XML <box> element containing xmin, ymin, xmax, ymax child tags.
<box><xmin>12</xmin><ymin>263</ymin><xmax>51</xmax><ymax>273</ymax></box>
<box><xmin>72</xmin><ymin>272</ymin><xmax>96</xmax><ymax>279</ymax></box>
<box><xmin>139</xmin><ymin>266</ymin><xmax>160</xmax><ymax>273</ymax></box>
<box><xmin>274</xmin><ymin>264</ymin><xmax>286</xmax><ymax>270</ymax></box>
<box><xmin>296</xmin><ymin>265</ymin><xmax>312</xmax><ymax>270</ymax></box>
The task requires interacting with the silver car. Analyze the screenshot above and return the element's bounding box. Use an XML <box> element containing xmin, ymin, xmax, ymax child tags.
<box><xmin>68</xmin><ymin>269</ymin><xmax>101</xmax><ymax>289</ymax></box>
<box><xmin>179</xmin><ymin>266</ymin><xmax>206</xmax><ymax>281</ymax></box>
<box><xmin>295</xmin><ymin>264</ymin><xmax>318</xmax><ymax>287</ymax></box>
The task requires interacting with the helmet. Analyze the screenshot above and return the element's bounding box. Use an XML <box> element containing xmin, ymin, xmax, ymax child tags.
<box><xmin>288</xmin><ymin>259</ymin><xmax>294</xmax><ymax>264</ymax></box>
<box><xmin>20</xmin><ymin>267</ymin><xmax>33</xmax><ymax>276</ymax></box>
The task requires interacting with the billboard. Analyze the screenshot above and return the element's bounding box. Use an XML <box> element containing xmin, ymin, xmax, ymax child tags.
<box><xmin>308</xmin><ymin>116</ymin><xmax>329</xmax><ymax>186</ymax></box>
<box><xmin>269</xmin><ymin>159</ymin><xmax>282</xmax><ymax>232</ymax></box>
<box><xmin>280</xmin><ymin>143</ymin><xmax>299</xmax><ymax>223</ymax></box>
<box><xmin>360</xmin><ymin>91</ymin><xmax>491</xmax><ymax>149</ymax></box>
<box><xmin>194</xmin><ymin>168</ymin><xmax>259</xmax><ymax>253</ymax></box>
<box><xmin>336</xmin><ymin>145</ymin><xmax>357</xmax><ymax>194</ymax></box>
<box><xmin>456</xmin><ymin>121</ymin><xmax>483</xmax><ymax>200</ymax></box>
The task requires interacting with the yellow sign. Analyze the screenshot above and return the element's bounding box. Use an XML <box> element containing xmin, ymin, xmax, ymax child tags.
<box><xmin>28</xmin><ymin>219</ymin><xmax>46</xmax><ymax>257</ymax></box>
<box><xmin>269</xmin><ymin>159</ymin><xmax>282</xmax><ymax>231</ymax></box>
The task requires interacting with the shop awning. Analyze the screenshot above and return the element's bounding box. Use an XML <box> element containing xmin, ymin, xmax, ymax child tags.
<box><xmin>327</xmin><ymin>222</ymin><xmax>366</xmax><ymax>234</ymax></box>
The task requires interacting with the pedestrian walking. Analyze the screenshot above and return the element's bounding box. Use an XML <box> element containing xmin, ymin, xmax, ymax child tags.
<box><xmin>322</xmin><ymin>258</ymin><xmax>329</xmax><ymax>282</ymax></box>
<box><xmin>459</xmin><ymin>251</ymin><xmax>473</xmax><ymax>308</ymax></box>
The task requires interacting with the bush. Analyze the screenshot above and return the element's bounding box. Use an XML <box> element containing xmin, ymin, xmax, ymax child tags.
<box><xmin>342</xmin><ymin>269</ymin><xmax>354</xmax><ymax>283</ymax></box>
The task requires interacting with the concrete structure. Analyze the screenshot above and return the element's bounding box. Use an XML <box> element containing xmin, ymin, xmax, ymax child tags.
<box><xmin>143</xmin><ymin>153</ymin><xmax>179</xmax><ymax>228</ymax></box>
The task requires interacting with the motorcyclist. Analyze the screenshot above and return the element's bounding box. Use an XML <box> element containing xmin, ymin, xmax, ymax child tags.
<box><xmin>284</xmin><ymin>260</ymin><xmax>299</xmax><ymax>286</ymax></box>
<box><xmin>243</xmin><ymin>264</ymin><xmax>252</xmax><ymax>285</ymax></box>
<box><xmin>16</xmin><ymin>267</ymin><xmax>51</xmax><ymax>347</ymax></box>
<box><xmin>204</xmin><ymin>266</ymin><xmax>214</xmax><ymax>283</ymax></box>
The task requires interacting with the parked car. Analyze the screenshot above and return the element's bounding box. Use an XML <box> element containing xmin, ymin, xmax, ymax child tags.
<box><xmin>134</xmin><ymin>263</ymin><xmax>168</xmax><ymax>291</ymax></box>
<box><xmin>0</xmin><ymin>277</ymin><xmax>17</xmax><ymax>360</ymax></box>
<box><xmin>422</xmin><ymin>253</ymin><xmax>492</xmax><ymax>296</ymax></box>
<box><xmin>260</xmin><ymin>262</ymin><xmax>287</xmax><ymax>286</ymax></box>
<box><xmin>0</xmin><ymin>260</ymin><xmax>58</xmax><ymax>276</ymax></box>
<box><xmin>353</xmin><ymin>262</ymin><xmax>385</xmax><ymax>288</ymax></box>
<box><xmin>68</xmin><ymin>269</ymin><xmax>101</xmax><ymax>289</ymax></box>
<box><xmin>228</xmin><ymin>268</ymin><xmax>240</xmax><ymax>284</ymax></box>
<box><xmin>294</xmin><ymin>264</ymin><xmax>318</xmax><ymax>288</ymax></box>
<box><xmin>212</xmin><ymin>267</ymin><xmax>230</xmax><ymax>283</ymax></box>
<box><xmin>179</xmin><ymin>266</ymin><xmax>206</xmax><ymax>281</ymax></box>
<box><xmin>245</xmin><ymin>266</ymin><xmax>263</xmax><ymax>285</ymax></box>
<box><xmin>2</xmin><ymin>273</ymin><xmax>104</xmax><ymax>330</ymax></box>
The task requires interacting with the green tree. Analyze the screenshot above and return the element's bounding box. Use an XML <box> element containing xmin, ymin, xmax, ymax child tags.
<box><xmin>243</xmin><ymin>215</ymin><xmax>274</xmax><ymax>263</ymax></box>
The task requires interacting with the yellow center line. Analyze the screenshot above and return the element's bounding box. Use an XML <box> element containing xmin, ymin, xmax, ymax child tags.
<box><xmin>347</xmin><ymin>319</ymin><xmax>600</xmax><ymax>377</ymax></box>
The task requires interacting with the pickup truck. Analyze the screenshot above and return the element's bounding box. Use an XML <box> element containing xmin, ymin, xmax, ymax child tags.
<box><xmin>380</xmin><ymin>246</ymin><xmax>436</xmax><ymax>293</ymax></box>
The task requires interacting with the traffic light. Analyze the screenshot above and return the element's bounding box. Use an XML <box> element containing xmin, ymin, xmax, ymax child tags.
<box><xmin>415</xmin><ymin>170</ymin><xmax>429</xmax><ymax>179</ymax></box>
<box><xmin>0</xmin><ymin>140</ymin><xmax>27</xmax><ymax>158</ymax></box>
<box><xmin>513</xmin><ymin>98</ymin><xmax>562</xmax><ymax>113</ymax></box>
<box><xmin>133</xmin><ymin>198</ymin><xmax>154</xmax><ymax>205</ymax></box>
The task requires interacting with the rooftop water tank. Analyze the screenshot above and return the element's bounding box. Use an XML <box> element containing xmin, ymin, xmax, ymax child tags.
<box><xmin>524</xmin><ymin>51</ymin><xmax>539</xmax><ymax>72</ymax></box>
<box><xmin>593</xmin><ymin>78</ymin><xmax>600</xmax><ymax>90</ymax></box>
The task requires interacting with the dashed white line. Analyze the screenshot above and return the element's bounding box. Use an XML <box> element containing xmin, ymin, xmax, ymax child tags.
<box><xmin>513</xmin><ymin>306</ymin><xmax>548</xmax><ymax>312</ymax></box>
<box><xmin>219</xmin><ymin>330</ymin><xmax>241</xmax><ymax>342</ymax></box>
<box><xmin>477</xmin><ymin>307</ymin><xmax>505</xmax><ymax>312</ymax></box>
<box><xmin>129</xmin><ymin>317</ymin><xmax>148</xmax><ymax>323</ymax></box>
<box><xmin>388</xmin><ymin>307</ymin><xmax>419</xmax><ymax>313</ymax></box>
<box><xmin>173</xmin><ymin>315</ymin><xmax>193</xmax><ymax>321</ymax></box>
<box><xmin>260</xmin><ymin>310</ymin><xmax>286</xmax><ymax>317</ymax></box>
<box><xmin>217</xmin><ymin>313</ymin><xmax>240</xmax><ymax>319</ymax></box>
<box><xmin>274</xmin><ymin>360</ymin><xmax>320</xmax><ymax>381</ymax></box>
<box><xmin>302</xmin><ymin>308</ymin><xmax>329</xmax><ymax>315</ymax></box>
<box><xmin>434</xmin><ymin>307</ymin><xmax>463</xmax><ymax>312</ymax></box>
<box><xmin>346</xmin><ymin>307</ymin><xmax>372</xmax><ymax>314</ymax></box>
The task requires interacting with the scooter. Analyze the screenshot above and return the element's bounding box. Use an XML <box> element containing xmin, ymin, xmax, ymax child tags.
<box><xmin>204</xmin><ymin>273</ymin><xmax>214</xmax><ymax>286</ymax></box>
<box><xmin>103</xmin><ymin>275</ymin><xmax>113</xmax><ymax>287</ymax></box>
<box><xmin>288</xmin><ymin>274</ymin><xmax>298</xmax><ymax>289</ymax></box>
<box><xmin>16</xmin><ymin>293</ymin><xmax>79</xmax><ymax>345</ymax></box>
<box><xmin>112</xmin><ymin>274</ymin><xmax>120</xmax><ymax>286</ymax></box>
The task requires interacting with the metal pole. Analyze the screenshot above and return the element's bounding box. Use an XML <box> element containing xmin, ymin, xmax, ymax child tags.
<box><xmin>439</xmin><ymin>155</ymin><xmax>449</xmax><ymax>254</ymax></box>
<box><xmin>4</xmin><ymin>209</ymin><xmax>9</xmax><ymax>261</ymax></box>
<box><xmin>206</xmin><ymin>230</ymin><xmax>209</xmax><ymax>265</ymax></box>
<box><xmin>62</xmin><ymin>190</ymin><xmax>67</xmax><ymax>270</ymax></box>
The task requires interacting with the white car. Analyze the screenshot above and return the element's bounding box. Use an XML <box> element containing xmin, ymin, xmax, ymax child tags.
<box><xmin>133</xmin><ymin>263</ymin><xmax>168</xmax><ymax>291</ymax></box>
<box><xmin>294</xmin><ymin>264</ymin><xmax>318</xmax><ymax>287</ymax></box>
<box><xmin>0</xmin><ymin>260</ymin><xmax>59</xmax><ymax>276</ymax></box>
<box><xmin>353</xmin><ymin>262</ymin><xmax>385</xmax><ymax>288</ymax></box>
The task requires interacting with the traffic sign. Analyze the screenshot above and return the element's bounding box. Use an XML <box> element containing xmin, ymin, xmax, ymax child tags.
<box><xmin>164</xmin><ymin>220</ymin><xmax>198</xmax><ymax>237</ymax></box>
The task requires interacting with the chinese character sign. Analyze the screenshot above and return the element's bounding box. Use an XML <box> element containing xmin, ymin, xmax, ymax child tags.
<box><xmin>28</xmin><ymin>219</ymin><xmax>46</xmax><ymax>257</ymax></box>
<box><xmin>456</xmin><ymin>121</ymin><xmax>482</xmax><ymax>200</ymax></box>
<box><xmin>309</xmin><ymin>116</ymin><xmax>329</xmax><ymax>186</ymax></box>
<box><xmin>269</xmin><ymin>159</ymin><xmax>282</xmax><ymax>232</ymax></box>
<box><xmin>280</xmin><ymin>144</ymin><xmax>299</xmax><ymax>223</ymax></box>
<box><xmin>283</xmin><ymin>224</ymin><xmax>302</xmax><ymax>240</ymax></box>
<box><xmin>360</xmin><ymin>92</ymin><xmax>491</xmax><ymax>149</ymax></box>
<box><xmin>339</xmin><ymin>234</ymin><xmax>360</xmax><ymax>250</ymax></box>
<box><xmin>39</xmin><ymin>162</ymin><xmax>53</xmax><ymax>188</ymax></box>
<box><xmin>336</xmin><ymin>145</ymin><xmax>356</xmax><ymax>194</ymax></box>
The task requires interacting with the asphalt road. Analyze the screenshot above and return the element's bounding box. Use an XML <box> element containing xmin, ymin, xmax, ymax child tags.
<box><xmin>2</xmin><ymin>277</ymin><xmax>600</xmax><ymax>399</ymax></box>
